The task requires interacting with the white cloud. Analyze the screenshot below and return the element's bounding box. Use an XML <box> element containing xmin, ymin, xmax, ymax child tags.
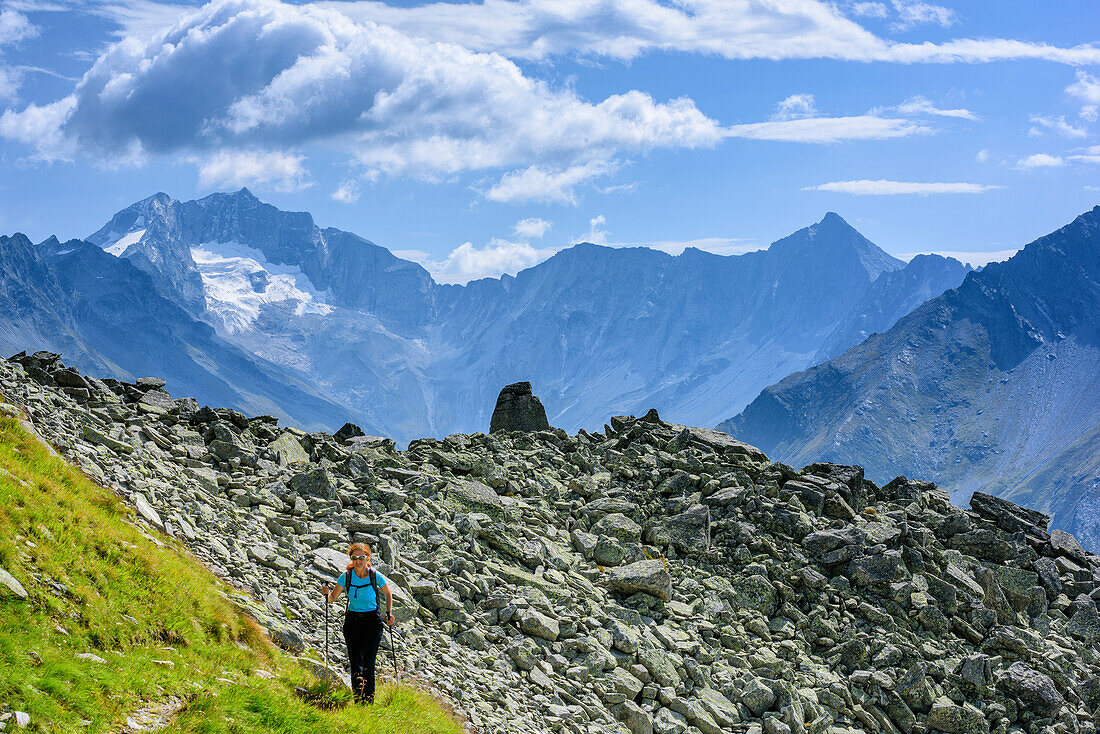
<box><xmin>896</xmin><ymin>249</ymin><xmax>1018</xmax><ymax>267</ymax></box>
<box><xmin>805</xmin><ymin>179</ymin><xmax>1003</xmax><ymax>195</ymax></box>
<box><xmin>890</xmin><ymin>0</ymin><xmax>956</xmax><ymax>31</ymax></box>
<box><xmin>0</xmin><ymin>66</ymin><xmax>21</xmax><ymax>101</ymax></box>
<box><xmin>849</xmin><ymin>2</ymin><xmax>888</xmax><ymax>19</ymax></box>
<box><xmin>1067</xmin><ymin>70</ymin><xmax>1100</xmax><ymax>121</ymax></box>
<box><xmin>895</xmin><ymin>95</ymin><xmax>977</xmax><ymax>120</ymax></box>
<box><xmin>331</xmin><ymin>180</ymin><xmax>361</xmax><ymax>204</ymax></box>
<box><xmin>194</xmin><ymin>149</ymin><xmax>312</xmax><ymax>192</ymax></box>
<box><xmin>1067</xmin><ymin>145</ymin><xmax>1100</xmax><ymax>165</ymax></box>
<box><xmin>2</xmin><ymin>0</ymin><xmax>721</xmax><ymax>195</ymax></box>
<box><xmin>725</xmin><ymin>115</ymin><xmax>931</xmax><ymax>143</ymax></box>
<box><xmin>0</xmin><ymin>9</ymin><xmax>37</xmax><ymax>48</ymax></box>
<box><xmin>773</xmin><ymin>94</ymin><xmax>817</xmax><ymax>120</ymax></box>
<box><xmin>1015</xmin><ymin>153</ymin><xmax>1064</xmax><ymax>169</ymax></box>
<box><xmin>574</xmin><ymin>214</ymin><xmax>609</xmax><ymax>245</ymax></box>
<box><xmin>1028</xmin><ymin>114</ymin><xmax>1087</xmax><ymax>139</ymax></box>
<box><xmin>485</xmin><ymin>161</ymin><xmax>619</xmax><ymax>205</ymax></box>
<box><xmin>318</xmin><ymin>0</ymin><xmax>1100</xmax><ymax>65</ymax></box>
<box><xmin>410</xmin><ymin>239</ymin><xmax>560</xmax><ymax>284</ymax></box>
<box><xmin>0</xmin><ymin>9</ymin><xmax>38</xmax><ymax>100</ymax></box>
<box><xmin>513</xmin><ymin>217</ymin><xmax>552</xmax><ymax>239</ymax></box>
<box><xmin>635</xmin><ymin>237</ymin><xmax>761</xmax><ymax>256</ymax></box>
<box><xmin>0</xmin><ymin>96</ymin><xmax>77</xmax><ymax>161</ymax></box>
<box><xmin>1067</xmin><ymin>70</ymin><xmax>1100</xmax><ymax>104</ymax></box>
<box><xmin>975</xmin><ymin>149</ymin><xmax>990</xmax><ymax>163</ymax></box>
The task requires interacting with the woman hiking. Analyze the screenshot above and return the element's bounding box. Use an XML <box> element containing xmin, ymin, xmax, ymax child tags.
<box><xmin>321</xmin><ymin>543</ymin><xmax>395</xmax><ymax>704</ymax></box>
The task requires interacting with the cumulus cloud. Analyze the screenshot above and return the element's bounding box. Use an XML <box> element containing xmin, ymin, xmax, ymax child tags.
<box><xmin>1</xmin><ymin>0</ymin><xmax>723</xmax><ymax>196</ymax></box>
<box><xmin>0</xmin><ymin>9</ymin><xmax>37</xmax><ymax>47</ymax></box>
<box><xmin>513</xmin><ymin>217</ymin><xmax>552</xmax><ymax>239</ymax></box>
<box><xmin>485</xmin><ymin>161</ymin><xmax>620</xmax><ymax>205</ymax></box>
<box><xmin>1067</xmin><ymin>70</ymin><xmax>1100</xmax><ymax>121</ymax></box>
<box><xmin>194</xmin><ymin>149</ymin><xmax>312</xmax><ymax>191</ymax></box>
<box><xmin>975</xmin><ymin>149</ymin><xmax>990</xmax><ymax>163</ymax></box>
<box><xmin>895</xmin><ymin>95</ymin><xmax>977</xmax><ymax>120</ymax></box>
<box><xmin>1067</xmin><ymin>70</ymin><xmax>1100</xmax><ymax>104</ymax></box>
<box><xmin>889</xmin><ymin>0</ymin><xmax>956</xmax><ymax>32</ymax></box>
<box><xmin>573</xmin><ymin>214</ymin><xmax>609</xmax><ymax>245</ymax></box>
<box><xmin>321</xmin><ymin>0</ymin><xmax>1098</xmax><ymax>64</ymax></box>
<box><xmin>725</xmin><ymin>115</ymin><xmax>931</xmax><ymax>143</ymax></box>
<box><xmin>414</xmin><ymin>239</ymin><xmax>558</xmax><ymax>284</ymax></box>
<box><xmin>0</xmin><ymin>9</ymin><xmax>38</xmax><ymax>100</ymax></box>
<box><xmin>1015</xmin><ymin>153</ymin><xmax>1064</xmax><ymax>169</ymax></box>
<box><xmin>804</xmin><ymin>179</ymin><xmax>1002</xmax><ymax>195</ymax></box>
<box><xmin>1029</xmin><ymin>114</ymin><xmax>1087</xmax><ymax>139</ymax></box>
<box><xmin>0</xmin><ymin>96</ymin><xmax>77</xmax><ymax>161</ymax></box>
<box><xmin>773</xmin><ymin>94</ymin><xmax>817</xmax><ymax>120</ymax></box>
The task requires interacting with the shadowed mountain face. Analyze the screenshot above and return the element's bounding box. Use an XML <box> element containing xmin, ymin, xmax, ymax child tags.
<box><xmin>3</xmin><ymin>190</ymin><xmax>969</xmax><ymax>445</ymax></box>
<box><xmin>721</xmin><ymin>206</ymin><xmax>1100</xmax><ymax>549</ymax></box>
<box><xmin>0</xmin><ymin>234</ymin><xmax>352</xmax><ymax>430</ymax></box>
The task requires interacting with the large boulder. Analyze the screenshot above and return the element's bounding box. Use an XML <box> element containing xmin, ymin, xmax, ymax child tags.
<box><xmin>289</xmin><ymin>467</ymin><xmax>339</xmax><ymax>499</ymax></box>
<box><xmin>489</xmin><ymin>382</ymin><xmax>551</xmax><ymax>433</ymax></box>
<box><xmin>996</xmin><ymin>663</ymin><xmax>1064</xmax><ymax>717</ymax></box>
<box><xmin>607</xmin><ymin>560</ymin><xmax>672</xmax><ymax>601</ymax></box>
<box><xmin>969</xmin><ymin>492</ymin><xmax>1050</xmax><ymax>535</ymax></box>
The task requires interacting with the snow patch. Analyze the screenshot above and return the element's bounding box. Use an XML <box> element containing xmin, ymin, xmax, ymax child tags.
<box><xmin>105</xmin><ymin>229</ymin><xmax>146</xmax><ymax>257</ymax></box>
<box><xmin>191</xmin><ymin>241</ymin><xmax>333</xmax><ymax>333</ymax></box>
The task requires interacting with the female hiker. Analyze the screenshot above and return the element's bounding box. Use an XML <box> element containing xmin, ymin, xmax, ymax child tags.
<box><xmin>321</xmin><ymin>543</ymin><xmax>395</xmax><ymax>704</ymax></box>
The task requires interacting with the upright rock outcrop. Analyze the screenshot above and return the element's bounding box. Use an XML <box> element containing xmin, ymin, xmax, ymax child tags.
<box><xmin>489</xmin><ymin>381</ymin><xmax>550</xmax><ymax>433</ymax></box>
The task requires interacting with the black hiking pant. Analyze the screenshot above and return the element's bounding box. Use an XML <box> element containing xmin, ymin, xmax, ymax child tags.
<box><xmin>343</xmin><ymin>610</ymin><xmax>384</xmax><ymax>703</ymax></box>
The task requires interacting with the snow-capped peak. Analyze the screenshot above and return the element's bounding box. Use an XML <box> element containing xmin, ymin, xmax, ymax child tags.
<box><xmin>104</xmin><ymin>229</ymin><xmax>146</xmax><ymax>257</ymax></box>
<box><xmin>190</xmin><ymin>240</ymin><xmax>333</xmax><ymax>334</ymax></box>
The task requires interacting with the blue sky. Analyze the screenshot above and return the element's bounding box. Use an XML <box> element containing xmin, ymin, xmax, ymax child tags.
<box><xmin>1</xmin><ymin>0</ymin><xmax>1098</xmax><ymax>283</ymax></box>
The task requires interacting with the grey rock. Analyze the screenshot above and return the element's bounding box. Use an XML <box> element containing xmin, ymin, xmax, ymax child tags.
<box><xmin>489</xmin><ymin>382</ymin><xmax>551</xmax><ymax>433</ymax></box>
<box><xmin>593</xmin><ymin>513</ymin><xmax>642</xmax><ymax>545</ymax></box>
<box><xmin>741</xmin><ymin>678</ymin><xmax>777</xmax><ymax>716</ymax></box>
<box><xmin>289</xmin><ymin>467</ymin><xmax>338</xmax><ymax>499</ymax></box>
<box><xmin>0</xmin><ymin>566</ymin><xmax>28</xmax><ymax>599</ymax></box>
<box><xmin>519</xmin><ymin>609</ymin><xmax>560</xmax><ymax>641</ymax></box>
<box><xmin>927</xmin><ymin>697</ymin><xmax>988</xmax><ymax>734</ymax></box>
<box><xmin>996</xmin><ymin>662</ymin><xmax>1064</xmax><ymax>717</ymax></box>
<box><xmin>607</xmin><ymin>560</ymin><xmax>672</xmax><ymax>602</ymax></box>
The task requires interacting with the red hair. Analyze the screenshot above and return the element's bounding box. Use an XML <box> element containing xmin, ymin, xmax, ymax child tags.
<box><xmin>346</xmin><ymin>543</ymin><xmax>371</xmax><ymax>571</ymax></box>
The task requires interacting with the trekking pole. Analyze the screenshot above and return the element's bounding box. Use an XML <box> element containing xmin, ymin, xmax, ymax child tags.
<box><xmin>323</xmin><ymin>591</ymin><xmax>329</xmax><ymax>675</ymax></box>
<box><xmin>387</xmin><ymin>624</ymin><xmax>399</xmax><ymax>681</ymax></box>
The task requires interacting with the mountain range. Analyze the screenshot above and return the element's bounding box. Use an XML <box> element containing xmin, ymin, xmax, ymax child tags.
<box><xmin>0</xmin><ymin>189</ymin><xmax>971</xmax><ymax>445</ymax></box>
<box><xmin>721</xmin><ymin>206</ymin><xmax>1100</xmax><ymax>549</ymax></box>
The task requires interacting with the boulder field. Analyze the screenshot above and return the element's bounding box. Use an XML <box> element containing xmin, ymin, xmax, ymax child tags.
<box><xmin>2</xmin><ymin>351</ymin><xmax>1099</xmax><ymax>734</ymax></box>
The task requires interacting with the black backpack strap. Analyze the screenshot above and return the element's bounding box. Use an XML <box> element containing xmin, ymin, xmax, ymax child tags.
<box><xmin>369</xmin><ymin>569</ymin><xmax>383</xmax><ymax>621</ymax></box>
<box><xmin>343</xmin><ymin>570</ymin><xmax>352</xmax><ymax>613</ymax></box>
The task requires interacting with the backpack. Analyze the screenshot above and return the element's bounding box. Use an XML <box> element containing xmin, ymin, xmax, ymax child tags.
<box><xmin>344</xmin><ymin>568</ymin><xmax>384</xmax><ymax>622</ymax></box>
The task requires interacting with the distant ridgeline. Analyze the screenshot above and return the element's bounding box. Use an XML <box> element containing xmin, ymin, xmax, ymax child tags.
<box><xmin>0</xmin><ymin>189</ymin><xmax>971</xmax><ymax>445</ymax></box>
<box><xmin>721</xmin><ymin>206</ymin><xmax>1100</xmax><ymax>552</ymax></box>
<box><xmin>3</xmin><ymin>355</ymin><xmax>1100</xmax><ymax>734</ymax></box>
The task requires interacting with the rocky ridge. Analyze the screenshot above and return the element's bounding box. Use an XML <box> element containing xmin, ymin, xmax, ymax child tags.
<box><xmin>4</xmin><ymin>352</ymin><xmax>1100</xmax><ymax>734</ymax></box>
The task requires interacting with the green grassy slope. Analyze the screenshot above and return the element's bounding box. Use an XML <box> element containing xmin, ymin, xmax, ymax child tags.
<box><xmin>0</xmin><ymin>407</ymin><xmax>462</xmax><ymax>734</ymax></box>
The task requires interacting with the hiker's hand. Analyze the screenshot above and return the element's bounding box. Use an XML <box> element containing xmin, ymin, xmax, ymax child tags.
<box><xmin>321</xmin><ymin>585</ymin><xmax>331</xmax><ymax>601</ymax></box>
<box><xmin>385</xmin><ymin>613</ymin><xmax>395</xmax><ymax>627</ymax></box>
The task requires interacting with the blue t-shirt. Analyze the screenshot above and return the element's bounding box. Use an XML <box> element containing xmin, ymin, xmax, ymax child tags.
<box><xmin>337</xmin><ymin>569</ymin><xmax>387</xmax><ymax>613</ymax></box>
